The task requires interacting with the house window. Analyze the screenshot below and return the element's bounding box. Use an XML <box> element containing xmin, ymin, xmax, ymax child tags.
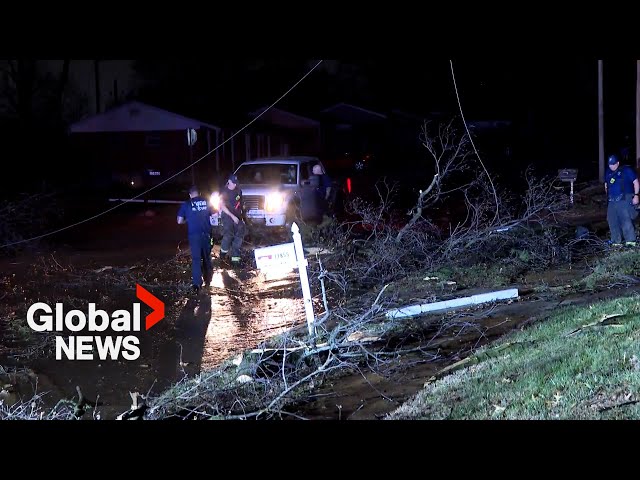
<box><xmin>145</xmin><ymin>133</ymin><xmax>162</xmax><ymax>148</ymax></box>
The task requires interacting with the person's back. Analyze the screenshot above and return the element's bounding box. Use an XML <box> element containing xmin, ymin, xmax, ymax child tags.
<box><xmin>177</xmin><ymin>186</ymin><xmax>215</xmax><ymax>292</ymax></box>
<box><xmin>179</xmin><ymin>195</ymin><xmax>213</xmax><ymax>235</ymax></box>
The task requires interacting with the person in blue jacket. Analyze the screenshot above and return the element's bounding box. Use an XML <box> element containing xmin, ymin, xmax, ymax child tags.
<box><xmin>177</xmin><ymin>185</ymin><xmax>216</xmax><ymax>293</ymax></box>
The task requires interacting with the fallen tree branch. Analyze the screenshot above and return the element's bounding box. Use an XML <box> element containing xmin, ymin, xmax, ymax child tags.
<box><xmin>425</xmin><ymin>340</ymin><xmax>537</xmax><ymax>384</ymax></box>
<box><xmin>565</xmin><ymin>313</ymin><xmax>626</xmax><ymax>337</ymax></box>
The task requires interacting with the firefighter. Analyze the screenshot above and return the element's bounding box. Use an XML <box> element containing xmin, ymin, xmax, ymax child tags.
<box><xmin>218</xmin><ymin>174</ymin><xmax>246</xmax><ymax>265</ymax></box>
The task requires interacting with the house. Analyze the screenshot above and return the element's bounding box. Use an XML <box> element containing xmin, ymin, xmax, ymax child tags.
<box><xmin>188</xmin><ymin>106</ymin><xmax>322</xmax><ymax>188</ymax></box>
<box><xmin>245</xmin><ymin>106</ymin><xmax>322</xmax><ymax>157</ymax></box>
<box><xmin>68</xmin><ymin>100</ymin><xmax>224</xmax><ymax>193</ymax></box>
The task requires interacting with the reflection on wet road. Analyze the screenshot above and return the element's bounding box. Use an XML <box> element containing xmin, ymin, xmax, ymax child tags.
<box><xmin>3</xmin><ymin>206</ymin><xmax>314</xmax><ymax>418</ymax></box>
<box><xmin>173</xmin><ymin>265</ymin><xmax>306</xmax><ymax>374</ymax></box>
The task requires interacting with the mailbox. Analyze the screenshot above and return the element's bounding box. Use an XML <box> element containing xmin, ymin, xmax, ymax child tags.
<box><xmin>558</xmin><ymin>168</ymin><xmax>578</xmax><ymax>205</ymax></box>
<box><xmin>558</xmin><ymin>169</ymin><xmax>578</xmax><ymax>182</ymax></box>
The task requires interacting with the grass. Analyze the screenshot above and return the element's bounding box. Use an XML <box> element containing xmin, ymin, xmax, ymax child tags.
<box><xmin>579</xmin><ymin>248</ymin><xmax>640</xmax><ymax>290</ymax></box>
<box><xmin>387</xmin><ymin>294</ymin><xmax>640</xmax><ymax>420</ymax></box>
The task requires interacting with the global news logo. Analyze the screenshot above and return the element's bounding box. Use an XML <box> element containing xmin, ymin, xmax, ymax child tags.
<box><xmin>26</xmin><ymin>284</ymin><xmax>164</xmax><ymax>361</ymax></box>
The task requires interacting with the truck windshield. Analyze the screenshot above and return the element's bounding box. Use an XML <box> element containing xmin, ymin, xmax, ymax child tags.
<box><xmin>235</xmin><ymin>164</ymin><xmax>297</xmax><ymax>185</ymax></box>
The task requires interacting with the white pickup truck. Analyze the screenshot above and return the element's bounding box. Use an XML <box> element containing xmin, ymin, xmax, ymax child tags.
<box><xmin>209</xmin><ymin>156</ymin><xmax>329</xmax><ymax>233</ymax></box>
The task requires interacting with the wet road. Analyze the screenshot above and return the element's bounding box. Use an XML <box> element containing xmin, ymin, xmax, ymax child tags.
<box><xmin>4</xmin><ymin>204</ymin><xmax>312</xmax><ymax>418</ymax></box>
<box><xmin>168</xmin><ymin>259</ymin><xmax>307</xmax><ymax>376</ymax></box>
<box><xmin>16</xmin><ymin>259</ymin><xmax>309</xmax><ymax>419</ymax></box>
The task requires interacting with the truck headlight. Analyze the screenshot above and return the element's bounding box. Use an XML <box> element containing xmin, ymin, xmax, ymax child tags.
<box><xmin>265</xmin><ymin>192</ymin><xmax>285</xmax><ymax>212</ymax></box>
<box><xmin>210</xmin><ymin>192</ymin><xmax>221</xmax><ymax>211</ymax></box>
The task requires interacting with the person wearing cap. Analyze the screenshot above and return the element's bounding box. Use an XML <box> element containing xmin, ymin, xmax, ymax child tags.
<box><xmin>604</xmin><ymin>154</ymin><xmax>640</xmax><ymax>247</ymax></box>
<box><xmin>177</xmin><ymin>185</ymin><xmax>216</xmax><ymax>293</ymax></box>
<box><xmin>312</xmin><ymin>163</ymin><xmax>333</xmax><ymax>220</ymax></box>
<box><xmin>219</xmin><ymin>174</ymin><xmax>246</xmax><ymax>265</ymax></box>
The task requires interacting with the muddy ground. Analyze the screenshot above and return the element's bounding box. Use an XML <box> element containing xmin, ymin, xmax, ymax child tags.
<box><xmin>0</xmin><ymin>203</ymin><xmax>319</xmax><ymax>418</ymax></box>
<box><xmin>0</xmin><ymin>199</ymin><xmax>629</xmax><ymax>420</ymax></box>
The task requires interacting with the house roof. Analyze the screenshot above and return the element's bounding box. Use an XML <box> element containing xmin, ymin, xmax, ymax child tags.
<box><xmin>248</xmin><ymin>106</ymin><xmax>320</xmax><ymax>129</ymax></box>
<box><xmin>68</xmin><ymin>101</ymin><xmax>222</xmax><ymax>133</ymax></box>
<box><xmin>321</xmin><ymin>102</ymin><xmax>387</xmax><ymax>124</ymax></box>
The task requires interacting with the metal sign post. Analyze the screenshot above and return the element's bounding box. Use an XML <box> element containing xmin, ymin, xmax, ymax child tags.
<box><xmin>558</xmin><ymin>168</ymin><xmax>578</xmax><ymax>205</ymax></box>
<box><xmin>292</xmin><ymin>223</ymin><xmax>316</xmax><ymax>341</ymax></box>
<box><xmin>252</xmin><ymin>223</ymin><xmax>316</xmax><ymax>343</ymax></box>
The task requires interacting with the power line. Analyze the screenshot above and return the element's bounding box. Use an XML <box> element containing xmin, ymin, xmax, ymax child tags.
<box><xmin>1</xmin><ymin>60</ymin><xmax>324</xmax><ymax>249</ymax></box>
<box><xmin>449</xmin><ymin>59</ymin><xmax>500</xmax><ymax>222</ymax></box>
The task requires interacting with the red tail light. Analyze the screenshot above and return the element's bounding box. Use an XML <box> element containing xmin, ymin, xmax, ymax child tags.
<box><xmin>346</xmin><ymin>177</ymin><xmax>352</xmax><ymax>194</ymax></box>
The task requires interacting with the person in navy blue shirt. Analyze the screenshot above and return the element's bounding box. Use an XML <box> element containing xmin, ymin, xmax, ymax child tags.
<box><xmin>604</xmin><ymin>154</ymin><xmax>640</xmax><ymax>247</ymax></box>
<box><xmin>177</xmin><ymin>185</ymin><xmax>216</xmax><ymax>292</ymax></box>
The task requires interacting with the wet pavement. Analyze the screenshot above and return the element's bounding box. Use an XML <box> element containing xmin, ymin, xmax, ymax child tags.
<box><xmin>162</xmin><ymin>261</ymin><xmax>307</xmax><ymax>379</ymax></box>
<box><xmin>1</xmin><ymin>203</ymin><xmax>311</xmax><ymax>418</ymax></box>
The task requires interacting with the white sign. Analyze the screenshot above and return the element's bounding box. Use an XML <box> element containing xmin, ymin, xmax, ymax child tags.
<box><xmin>254</xmin><ymin>224</ymin><xmax>316</xmax><ymax>341</ymax></box>
<box><xmin>254</xmin><ymin>242</ymin><xmax>297</xmax><ymax>271</ymax></box>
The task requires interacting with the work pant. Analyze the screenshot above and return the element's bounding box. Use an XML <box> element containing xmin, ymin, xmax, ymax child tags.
<box><xmin>220</xmin><ymin>216</ymin><xmax>246</xmax><ymax>258</ymax></box>
<box><xmin>607</xmin><ymin>194</ymin><xmax>637</xmax><ymax>244</ymax></box>
<box><xmin>189</xmin><ymin>232</ymin><xmax>213</xmax><ymax>286</ymax></box>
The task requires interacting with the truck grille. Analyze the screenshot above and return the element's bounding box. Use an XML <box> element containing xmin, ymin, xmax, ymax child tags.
<box><xmin>244</xmin><ymin>195</ymin><xmax>264</xmax><ymax>210</ymax></box>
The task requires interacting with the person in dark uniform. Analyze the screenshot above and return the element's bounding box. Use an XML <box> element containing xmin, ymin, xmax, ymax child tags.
<box><xmin>177</xmin><ymin>185</ymin><xmax>216</xmax><ymax>293</ymax></box>
<box><xmin>605</xmin><ymin>154</ymin><xmax>640</xmax><ymax>247</ymax></box>
<box><xmin>312</xmin><ymin>163</ymin><xmax>333</xmax><ymax>219</ymax></box>
<box><xmin>219</xmin><ymin>174</ymin><xmax>246</xmax><ymax>265</ymax></box>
